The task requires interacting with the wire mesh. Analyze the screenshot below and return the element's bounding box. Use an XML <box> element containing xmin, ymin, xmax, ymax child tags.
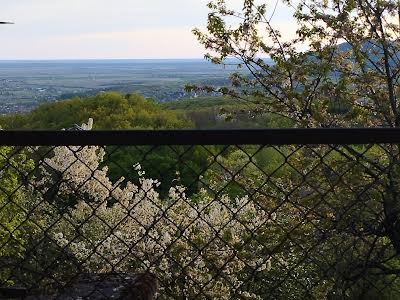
<box><xmin>0</xmin><ymin>135</ymin><xmax>399</xmax><ymax>299</ymax></box>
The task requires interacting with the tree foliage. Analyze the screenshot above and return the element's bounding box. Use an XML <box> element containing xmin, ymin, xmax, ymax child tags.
<box><xmin>193</xmin><ymin>0</ymin><xmax>400</xmax><ymax>128</ymax></box>
<box><xmin>0</xmin><ymin>92</ymin><xmax>191</xmax><ymax>129</ymax></box>
<box><xmin>192</xmin><ymin>0</ymin><xmax>400</xmax><ymax>297</ymax></box>
<box><xmin>36</xmin><ymin>140</ymin><xmax>277</xmax><ymax>299</ymax></box>
<box><xmin>0</xmin><ymin>147</ymin><xmax>36</xmax><ymax>285</ymax></box>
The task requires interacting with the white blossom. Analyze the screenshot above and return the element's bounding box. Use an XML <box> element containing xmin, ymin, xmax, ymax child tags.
<box><xmin>38</xmin><ymin>120</ymin><xmax>275</xmax><ymax>299</ymax></box>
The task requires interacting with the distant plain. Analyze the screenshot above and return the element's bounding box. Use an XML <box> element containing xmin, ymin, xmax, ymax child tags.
<box><xmin>0</xmin><ymin>59</ymin><xmax>235</xmax><ymax>113</ymax></box>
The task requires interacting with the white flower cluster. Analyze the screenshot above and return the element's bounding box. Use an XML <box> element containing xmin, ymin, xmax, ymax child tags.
<box><xmin>42</xmin><ymin>121</ymin><xmax>274</xmax><ymax>299</ymax></box>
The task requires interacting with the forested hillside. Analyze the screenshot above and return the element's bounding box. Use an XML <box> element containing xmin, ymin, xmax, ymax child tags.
<box><xmin>0</xmin><ymin>92</ymin><xmax>191</xmax><ymax>129</ymax></box>
<box><xmin>0</xmin><ymin>92</ymin><xmax>287</xmax><ymax>199</ymax></box>
<box><xmin>0</xmin><ymin>92</ymin><xmax>291</xmax><ymax>129</ymax></box>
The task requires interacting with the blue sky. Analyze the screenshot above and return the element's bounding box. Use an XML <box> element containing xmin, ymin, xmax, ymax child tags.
<box><xmin>0</xmin><ymin>0</ymin><xmax>296</xmax><ymax>59</ymax></box>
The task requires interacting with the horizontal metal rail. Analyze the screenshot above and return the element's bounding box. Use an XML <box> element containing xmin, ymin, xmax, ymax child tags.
<box><xmin>0</xmin><ymin>287</ymin><xmax>27</xmax><ymax>299</ymax></box>
<box><xmin>1</xmin><ymin>128</ymin><xmax>400</xmax><ymax>146</ymax></box>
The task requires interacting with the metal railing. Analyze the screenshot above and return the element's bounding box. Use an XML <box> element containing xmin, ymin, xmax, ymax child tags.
<box><xmin>1</xmin><ymin>129</ymin><xmax>400</xmax><ymax>299</ymax></box>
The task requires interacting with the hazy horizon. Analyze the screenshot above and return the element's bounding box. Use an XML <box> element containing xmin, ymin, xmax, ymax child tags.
<box><xmin>0</xmin><ymin>58</ymin><xmax>210</xmax><ymax>62</ymax></box>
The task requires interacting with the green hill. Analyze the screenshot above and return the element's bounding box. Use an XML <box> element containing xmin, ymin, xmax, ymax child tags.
<box><xmin>0</xmin><ymin>92</ymin><xmax>191</xmax><ymax>129</ymax></box>
<box><xmin>163</xmin><ymin>96</ymin><xmax>292</xmax><ymax>129</ymax></box>
<box><xmin>0</xmin><ymin>92</ymin><xmax>292</xmax><ymax>130</ymax></box>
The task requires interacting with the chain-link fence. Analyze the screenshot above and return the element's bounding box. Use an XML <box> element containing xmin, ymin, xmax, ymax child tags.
<box><xmin>1</xmin><ymin>129</ymin><xmax>400</xmax><ymax>299</ymax></box>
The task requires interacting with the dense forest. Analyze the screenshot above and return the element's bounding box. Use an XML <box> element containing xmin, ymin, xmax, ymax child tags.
<box><xmin>0</xmin><ymin>92</ymin><xmax>290</xmax><ymax>130</ymax></box>
<box><xmin>0</xmin><ymin>92</ymin><xmax>191</xmax><ymax>129</ymax></box>
<box><xmin>0</xmin><ymin>91</ymin><xmax>289</xmax><ymax>200</ymax></box>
